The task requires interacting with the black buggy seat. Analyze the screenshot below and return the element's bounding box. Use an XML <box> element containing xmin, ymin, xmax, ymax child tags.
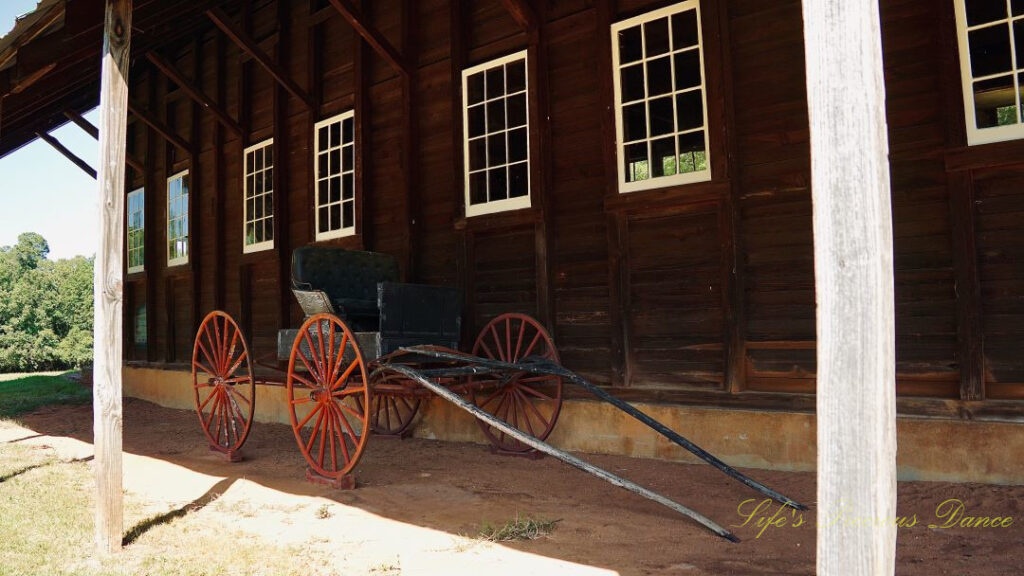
<box><xmin>290</xmin><ymin>245</ymin><xmax>400</xmax><ymax>332</ymax></box>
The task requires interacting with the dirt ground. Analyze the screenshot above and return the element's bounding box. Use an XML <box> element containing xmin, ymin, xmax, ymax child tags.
<box><xmin>4</xmin><ymin>398</ymin><xmax>1021</xmax><ymax>575</ymax></box>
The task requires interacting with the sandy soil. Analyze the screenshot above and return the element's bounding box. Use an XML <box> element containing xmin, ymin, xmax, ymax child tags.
<box><xmin>3</xmin><ymin>398</ymin><xmax>1020</xmax><ymax>576</ymax></box>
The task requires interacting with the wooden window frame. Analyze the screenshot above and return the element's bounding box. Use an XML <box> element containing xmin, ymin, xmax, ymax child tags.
<box><xmin>461</xmin><ymin>50</ymin><xmax>533</xmax><ymax>218</ymax></box>
<box><xmin>127</xmin><ymin>187</ymin><xmax>145</xmax><ymax>274</ymax></box>
<box><xmin>166</xmin><ymin>169</ymin><xmax>190</xmax><ymax>267</ymax></box>
<box><xmin>243</xmin><ymin>138</ymin><xmax>275</xmax><ymax>254</ymax></box>
<box><xmin>953</xmin><ymin>1</ymin><xmax>1024</xmax><ymax>145</ymax></box>
<box><xmin>611</xmin><ymin>0</ymin><xmax>711</xmax><ymax>193</ymax></box>
<box><xmin>313</xmin><ymin>111</ymin><xmax>357</xmax><ymax>241</ymax></box>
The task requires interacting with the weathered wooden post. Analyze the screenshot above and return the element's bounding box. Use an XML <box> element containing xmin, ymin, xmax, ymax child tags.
<box><xmin>93</xmin><ymin>0</ymin><xmax>132</xmax><ymax>555</ymax></box>
<box><xmin>801</xmin><ymin>0</ymin><xmax>897</xmax><ymax>574</ymax></box>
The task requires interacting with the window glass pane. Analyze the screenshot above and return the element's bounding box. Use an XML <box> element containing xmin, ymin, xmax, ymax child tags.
<box><xmin>1015</xmin><ymin>0</ymin><xmax>1024</xmax><ymax>16</ymax></box>
<box><xmin>318</xmin><ymin>152</ymin><xmax>328</xmax><ymax>177</ymax></box>
<box><xmin>329</xmin><ymin>204</ymin><xmax>341</xmax><ymax>230</ymax></box>
<box><xmin>486</xmin><ymin>66</ymin><xmax>505</xmax><ymax>99</ymax></box>
<box><xmin>647</xmin><ymin>56</ymin><xmax>672</xmax><ymax>96</ymax></box>
<box><xmin>343</xmin><ymin>174</ymin><xmax>354</xmax><ymax>200</ymax></box>
<box><xmin>625</xmin><ymin>142</ymin><xmax>649</xmax><ymax>182</ymax></box>
<box><xmin>343</xmin><ymin>145</ymin><xmax>354</xmax><ymax>172</ymax></box>
<box><xmin>1015</xmin><ymin>20</ymin><xmax>1024</xmax><ymax>68</ymax></box>
<box><xmin>488</xmin><ymin>133</ymin><xmax>507</xmax><ymax>165</ymax></box>
<box><xmin>330</xmin><ymin>122</ymin><xmax>341</xmax><ymax>147</ymax></box>
<box><xmin>487</xmin><ymin>100</ymin><xmax>506</xmax><ymax>132</ymax></box>
<box><xmin>247</xmin><ymin>151</ymin><xmax>255</xmax><ymax>173</ymax></box>
<box><xmin>508</xmin><ymin>128</ymin><xmax>528</xmax><ymax>163</ymax></box>
<box><xmin>674</xmin><ymin>50</ymin><xmax>702</xmax><ymax>90</ymax></box>
<box><xmin>509</xmin><ymin>163</ymin><xmax>529</xmax><ymax>198</ymax></box>
<box><xmin>319</xmin><ymin>207</ymin><xmax>329</xmax><ymax>233</ymax></box>
<box><xmin>342</xmin><ymin>202</ymin><xmax>354</xmax><ymax>229</ymax></box>
<box><xmin>651</xmin><ymin>137</ymin><xmax>677</xmax><ymax>178</ymax></box>
<box><xmin>678</xmin><ymin>132</ymin><xmax>707</xmax><ymax>173</ymax></box>
<box><xmin>468</xmin><ymin>72</ymin><xmax>485</xmax><ymax>104</ymax></box>
<box><xmin>318</xmin><ymin>127</ymin><xmax>329</xmax><ymax>151</ymax></box>
<box><xmin>469</xmin><ymin>138</ymin><xmax>487</xmax><ymax>171</ymax></box>
<box><xmin>672</xmin><ymin>11</ymin><xmax>699</xmax><ymax>49</ymax></box>
<box><xmin>973</xmin><ymin>74</ymin><xmax>1017</xmax><ymax>128</ymax></box>
<box><xmin>621</xmin><ymin>64</ymin><xmax>645</xmax><ymax>102</ymax></box>
<box><xmin>265</xmin><ymin>195</ymin><xmax>274</xmax><ymax>217</ymax></box>
<box><xmin>265</xmin><ymin>222</ymin><xmax>274</xmax><ymax>241</ymax></box>
<box><xmin>318</xmin><ymin>182</ymin><xmax>329</xmax><ymax>206</ymax></box>
<box><xmin>507</xmin><ymin>60</ymin><xmax>526</xmax><ymax>93</ymax></box>
<box><xmin>330</xmin><ymin>176</ymin><xmax>341</xmax><ymax>203</ymax></box>
<box><xmin>330</xmin><ymin>149</ymin><xmax>340</xmax><ymax>174</ymax></box>
<box><xmin>966</xmin><ymin>0</ymin><xmax>1008</xmax><ymax>26</ymax></box>
<box><xmin>470</xmin><ymin>172</ymin><xmax>488</xmax><ymax>205</ymax></box>
<box><xmin>468</xmin><ymin>105</ymin><xmax>486</xmax><ymax>138</ymax></box>
<box><xmin>645</xmin><ymin>18</ymin><xmax>670</xmax><ymax>57</ymax></box>
<box><xmin>246</xmin><ymin>222</ymin><xmax>255</xmax><ymax>245</ymax></box>
<box><xmin>624</xmin><ymin>102</ymin><xmax>647</xmax><ymax>141</ymax></box>
<box><xmin>618</xmin><ymin>26</ymin><xmax>643</xmax><ymax>64</ymax></box>
<box><xmin>648</xmin><ymin>97</ymin><xmax>674</xmax><ymax>137</ymax></box>
<box><xmin>265</xmin><ymin>167</ymin><xmax>274</xmax><ymax>191</ymax></box>
<box><xmin>507</xmin><ymin>93</ymin><xmax>527</xmax><ymax>127</ymax></box>
<box><xmin>343</xmin><ymin>118</ymin><xmax>353</xmax><ymax>143</ymax></box>
<box><xmin>264</xmin><ymin>145</ymin><xmax>273</xmax><ymax>167</ymax></box>
<box><xmin>676</xmin><ymin>91</ymin><xmax>705</xmax><ymax>131</ymax></box>
<box><xmin>969</xmin><ymin>24</ymin><xmax>1012</xmax><ymax>78</ymax></box>
<box><xmin>488</xmin><ymin>167</ymin><xmax>508</xmax><ymax>201</ymax></box>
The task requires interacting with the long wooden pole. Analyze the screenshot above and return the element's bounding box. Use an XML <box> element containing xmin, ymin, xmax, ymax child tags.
<box><xmin>801</xmin><ymin>0</ymin><xmax>897</xmax><ymax>574</ymax></box>
<box><xmin>94</xmin><ymin>0</ymin><xmax>132</xmax><ymax>555</ymax></box>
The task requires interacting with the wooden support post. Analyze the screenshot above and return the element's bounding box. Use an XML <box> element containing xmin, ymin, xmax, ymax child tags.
<box><xmin>325</xmin><ymin>0</ymin><xmax>409</xmax><ymax>76</ymax></box>
<box><xmin>36</xmin><ymin>131</ymin><xmax>98</xmax><ymax>179</ymax></box>
<box><xmin>400</xmin><ymin>0</ymin><xmax>417</xmax><ymax>279</ymax></box>
<box><xmin>94</xmin><ymin>0</ymin><xmax>131</xmax><ymax>555</ymax></box>
<box><xmin>801</xmin><ymin>0</ymin><xmax>897</xmax><ymax>574</ymax></box>
<box><xmin>206</xmin><ymin>7</ymin><xmax>314</xmax><ymax>110</ymax></box>
<box><xmin>146</xmin><ymin>51</ymin><xmax>244</xmax><ymax>137</ymax></box>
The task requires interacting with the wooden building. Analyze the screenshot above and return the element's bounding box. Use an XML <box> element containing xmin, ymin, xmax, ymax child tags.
<box><xmin>1</xmin><ymin>0</ymin><xmax>1021</xmax><ymax>484</ymax></box>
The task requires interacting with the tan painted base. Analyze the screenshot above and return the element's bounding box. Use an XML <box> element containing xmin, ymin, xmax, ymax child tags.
<box><xmin>123</xmin><ymin>366</ymin><xmax>1024</xmax><ymax>485</ymax></box>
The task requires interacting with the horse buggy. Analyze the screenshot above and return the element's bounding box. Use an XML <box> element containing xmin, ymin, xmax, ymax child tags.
<box><xmin>190</xmin><ymin>246</ymin><xmax>803</xmax><ymax>542</ymax></box>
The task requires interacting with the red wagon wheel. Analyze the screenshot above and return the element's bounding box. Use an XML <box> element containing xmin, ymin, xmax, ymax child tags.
<box><xmin>469</xmin><ymin>313</ymin><xmax>563</xmax><ymax>453</ymax></box>
<box><xmin>191</xmin><ymin>311</ymin><xmax>255</xmax><ymax>456</ymax></box>
<box><xmin>363</xmin><ymin>370</ymin><xmax>421</xmax><ymax>436</ymax></box>
<box><xmin>286</xmin><ymin>314</ymin><xmax>371</xmax><ymax>480</ymax></box>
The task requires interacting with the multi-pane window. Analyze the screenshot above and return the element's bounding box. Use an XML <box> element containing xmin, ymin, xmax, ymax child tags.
<box><xmin>167</xmin><ymin>170</ymin><xmax>189</xmax><ymax>266</ymax></box>
<box><xmin>244</xmin><ymin>139</ymin><xmax>275</xmax><ymax>253</ymax></box>
<box><xmin>314</xmin><ymin>111</ymin><xmax>356</xmax><ymax>240</ymax></box>
<box><xmin>127</xmin><ymin>187</ymin><xmax>145</xmax><ymax>273</ymax></box>
<box><xmin>611</xmin><ymin>1</ymin><xmax>709</xmax><ymax>193</ymax></box>
<box><xmin>954</xmin><ymin>1</ymin><xmax>1024</xmax><ymax>145</ymax></box>
<box><xmin>462</xmin><ymin>50</ymin><xmax>531</xmax><ymax>217</ymax></box>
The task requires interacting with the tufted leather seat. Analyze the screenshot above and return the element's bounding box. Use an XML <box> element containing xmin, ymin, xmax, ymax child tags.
<box><xmin>291</xmin><ymin>246</ymin><xmax>399</xmax><ymax>331</ymax></box>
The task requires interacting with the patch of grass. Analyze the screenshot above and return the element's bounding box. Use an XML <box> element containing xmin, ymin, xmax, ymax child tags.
<box><xmin>0</xmin><ymin>372</ymin><xmax>90</xmax><ymax>418</ymax></box>
<box><xmin>316</xmin><ymin>503</ymin><xmax>333</xmax><ymax>519</ymax></box>
<box><xmin>478</xmin><ymin>515</ymin><xmax>560</xmax><ymax>542</ymax></box>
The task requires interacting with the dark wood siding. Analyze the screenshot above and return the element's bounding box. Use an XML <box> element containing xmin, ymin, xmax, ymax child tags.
<box><xmin>118</xmin><ymin>0</ymin><xmax>1022</xmax><ymax>417</ymax></box>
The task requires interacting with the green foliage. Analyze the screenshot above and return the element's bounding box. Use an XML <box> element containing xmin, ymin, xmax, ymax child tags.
<box><xmin>0</xmin><ymin>233</ymin><xmax>94</xmax><ymax>372</ymax></box>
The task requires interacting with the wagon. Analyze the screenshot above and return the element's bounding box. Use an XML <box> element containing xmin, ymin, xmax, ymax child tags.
<box><xmin>190</xmin><ymin>246</ymin><xmax>804</xmax><ymax>542</ymax></box>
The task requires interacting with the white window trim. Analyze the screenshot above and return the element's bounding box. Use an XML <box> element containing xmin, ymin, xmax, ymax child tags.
<box><xmin>953</xmin><ymin>1</ymin><xmax>1024</xmax><ymax>146</ymax></box>
<box><xmin>167</xmin><ymin>169</ymin><xmax>190</xmax><ymax>267</ymax></box>
<box><xmin>314</xmin><ymin>111</ymin><xmax>357</xmax><ymax>241</ymax></box>
<box><xmin>243</xmin><ymin>138</ymin><xmax>275</xmax><ymax>254</ymax></box>
<box><xmin>611</xmin><ymin>0</ymin><xmax>711</xmax><ymax>193</ymax></box>
<box><xmin>461</xmin><ymin>49</ymin><xmax>533</xmax><ymax>218</ymax></box>
<box><xmin>127</xmin><ymin>187</ymin><xmax>145</xmax><ymax>274</ymax></box>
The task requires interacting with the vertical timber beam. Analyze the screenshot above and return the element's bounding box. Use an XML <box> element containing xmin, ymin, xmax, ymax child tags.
<box><xmin>530</xmin><ymin>3</ymin><xmax>553</xmax><ymax>332</ymax></box>
<box><xmin>94</xmin><ymin>0</ymin><xmax>131</xmax><ymax>555</ymax></box>
<box><xmin>401</xmin><ymin>0</ymin><xmax>418</xmax><ymax>280</ymax></box>
<box><xmin>802</xmin><ymin>0</ymin><xmax>897</xmax><ymax>574</ymax></box>
<box><xmin>275</xmin><ymin>0</ymin><xmax>293</xmax><ymax>331</ymax></box>
<box><xmin>354</xmin><ymin>0</ymin><xmax>372</xmax><ymax>252</ymax></box>
<box><xmin>451</xmin><ymin>0</ymin><xmax>472</xmax><ymax>341</ymax></box>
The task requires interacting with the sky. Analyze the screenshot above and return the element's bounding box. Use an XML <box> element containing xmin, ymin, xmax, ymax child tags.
<box><xmin>0</xmin><ymin>0</ymin><xmax>100</xmax><ymax>261</ymax></box>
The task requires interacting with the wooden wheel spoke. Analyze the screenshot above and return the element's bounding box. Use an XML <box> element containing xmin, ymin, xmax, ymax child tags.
<box><xmin>479</xmin><ymin>340</ymin><xmax>497</xmax><ymax>360</ymax></box>
<box><xmin>521</xmin><ymin>331</ymin><xmax>543</xmax><ymax>360</ymax></box>
<box><xmin>317</xmin><ymin>407</ymin><xmax>329</xmax><ymax>468</ymax></box>
<box><xmin>290</xmin><ymin>372</ymin><xmax>316</xmax><ymax>389</ymax></box>
<box><xmin>337</xmin><ymin>400</ymin><xmax>365</xmax><ymax>421</ymax></box>
<box><xmin>330</xmin><ymin>358</ymin><xmax>361</xmax><ymax>392</ymax></box>
<box><xmin>383</xmin><ymin>397</ymin><xmax>393</xmax><ymax>431</ymax></box>
<box><xmin>490</xmin><ymin>325</ymin><xmax>507</xmax><ymax>362</ymax></box>
<box><xmin>296</xmin><ymin>403</ymin><xmax>324</xmax><ymax>430</ymax></box>
<box><xmin>221</xmin><ymin>375</ymin><xmax>250</xmax><ymax>385</ymax></box>
<box><xmin>290</xmin><ymin>396</ymin><xmax>312</xmax><ymax>405</ymax></box>
<box><xmin>305</xmin><ymin>408</ymin><xmax>327</xmax><ymax>454</ymax></box>
<box><xmin>196</xmin><ymin>341</ymin><xmax>219</xmax><ymax>377</ymax></box>
<box><xmin>519</xmin><ymin>384</ymin><xmax>554</xmax><ymax>401</ymax></box>
<box><xmin>301</xmin><ymin>332</ymin><xmax>325</xmax><ymax>382</ymax></box>
<box><xmin>325</xmin><ymin>322</ymin><xmax>337</xmax><ymax>387</ymax></box>
<box><xmin>225</xmin><ymin>350</ymin><xmax>249</xmax><ymax>378</ymax></box>
<box><xmin>326</xmin><ymin>406</ymin><xmax>338</xmax><ymax>471</ymax></box>
<box><xmin>328</xmin><ymin>332</ymin><xmax>349</xmax><ymax>385</ymax></box>
<box><xmin>226</xmin><ymin>386</ymin><xmax>252</xmax><ymax>409</ymax></box>
<box><xmin>224</xmin><ymin>328</ymin><xmax>240</xmax><ymax>373</ymax></box>
<box><xmin>332</xmin><ymin>386</ymin><xmax>367</xmax><ymax>398</ymax></box>
<box><xmin>333</xmin><ymin>403</ymin><xmax>360</xmax><ymax>459</ymax></box>
<box><xmin>315</xmin><ymin>321</ymin><xmax>328</xmax><ymax>384</ymax></box>
<box><xmin>296</xmin><ymin>346</ymin><xmax>321</xmax><ymax>382</ymax></box>
<box><xmin>515</xmin><ymin>388</ymin><xmax>549</xmax><ymax>431</ymax></box>
<box><xmin>478</xmin><ymin>386</ymin><xmax>505</xmax><ymax>410</ymax></box>
<box><xmin>329</xmin><ymin>404</ymin><xmax>353</xmax><ymax>464</ymax></box>
<box><xmin>513</xmin><ymin>318</ymin><xmax>526</xmax><ymax>362</ymax></box>
<box><xmin>210</xmin><ymin>316</ymin><xmax>225</xmax><ymax>373</ymax></box>
<box><xmin>399</xmin><ymin>396</ymin><xmax>415</xmax><ymax>413</ymax></box>
<box><xmin>505</xmin><ymin>317</ymin><xmax>513</xmax><ymax>364</ymax></box>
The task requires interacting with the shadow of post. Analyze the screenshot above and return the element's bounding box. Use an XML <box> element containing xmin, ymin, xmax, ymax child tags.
<box><xmin>122</xmin><ymin>477</ymin><xmax>238</xmax><ymax>546</ymax></box>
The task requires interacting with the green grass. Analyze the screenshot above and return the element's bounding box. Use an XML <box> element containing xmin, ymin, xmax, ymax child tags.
<box><xmin>0</xmin><ymin>372</ymin><xmax>91</xmax><ymax>418</ymax></box>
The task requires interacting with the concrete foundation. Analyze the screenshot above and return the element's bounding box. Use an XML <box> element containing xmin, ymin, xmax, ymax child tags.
<box><xmin>124</xmin><ymin>366</ymin><xmax>1023</xmax><ymax>485</ymax></box>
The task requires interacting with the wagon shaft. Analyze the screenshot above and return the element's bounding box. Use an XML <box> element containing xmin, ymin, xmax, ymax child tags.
<box><xmin>397</xmin><ymin>345</ymin><xmax>806</xmax><ymax>512</ymax></box>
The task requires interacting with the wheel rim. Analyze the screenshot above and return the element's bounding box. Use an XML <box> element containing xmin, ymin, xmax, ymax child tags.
<box><xmin>192</xmin><ymin>311</ymin><xmax>255</xmax><ymax>454</ymax></box>
<box><xmin>364</xmin><ymin>371</ymin><xmax>421</xmax><ymax>435</ymax></box>
<box><xmin>287</xmin><ymin>314</ymin><xmax>371</xmax><ymax>479</ymax></box>
<box><xmin>469</xmin><ymin>313</ymin><xmax>563</xmax><ymax>452</ymax></box>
